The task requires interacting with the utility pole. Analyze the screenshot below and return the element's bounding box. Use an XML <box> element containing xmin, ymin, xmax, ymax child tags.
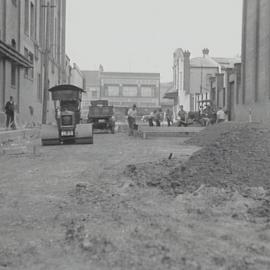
<box><xmin>41</xmin><ymin>2</ymin><xmax>55</xmax><ymax>124</ymax></box>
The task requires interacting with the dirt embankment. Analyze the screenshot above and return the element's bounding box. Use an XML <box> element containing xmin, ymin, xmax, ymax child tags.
<box><xmin>125</xmin><ymin>122</ymin><xmax>270</xmax><ymax>195</ymax></box>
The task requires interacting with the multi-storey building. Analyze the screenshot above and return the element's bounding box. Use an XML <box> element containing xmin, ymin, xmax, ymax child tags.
<box><xmin>190</xmin><ymin>49</ymin><xmax>220</xmax><ymax>111</ymax></box>
<box><xmin>164</xmin><ymin>48</ymin><xmax>240</xmax><ymax>116</ymax></box>
<box><xmin>83</xmin><ymin>66</ymin><xmax>160</xmax><ymax>121</ymax></box>
<box><xmin>234</xmin><ymin>0</ymin><xmax>270</xmax><ymax>122</ymax></box>
<box><xmin>0</xmin><ymin>0</ymin><xmax>67</xmax><ymax>127</ymax></box>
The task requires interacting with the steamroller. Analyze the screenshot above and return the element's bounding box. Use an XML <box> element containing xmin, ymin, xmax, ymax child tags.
<box><xmin>41</xmin><ymin>84</ymin><xmax>93</xmax><ymax>145</ymax></box>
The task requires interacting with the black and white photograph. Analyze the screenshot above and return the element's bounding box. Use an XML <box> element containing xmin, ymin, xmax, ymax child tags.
<box><xmin>0</xmin><ymin>0</ymin><xmax>270</xmax><ymax>269</ymax></box>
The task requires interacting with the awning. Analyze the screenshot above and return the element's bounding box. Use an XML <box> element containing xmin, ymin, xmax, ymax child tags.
<box><xmin>163</xmin><ymin>90</ymin><xmax>178</xmax><ymax>99</ymax></box>
<box><xmin>0</xmin><ymin>40</ymin><xmax>33</xmax><ymax>68</ymax></box>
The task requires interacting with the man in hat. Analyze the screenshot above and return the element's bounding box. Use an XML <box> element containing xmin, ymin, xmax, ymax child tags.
<box><xmin>127</xmin><ymin>104</ymin><xmax>137</xmax><ymax>135</ymax></box>
<box><xmin>5</xmin><ymin>96</ymin><xmax>16</xmax><ymax>130</ymax></box>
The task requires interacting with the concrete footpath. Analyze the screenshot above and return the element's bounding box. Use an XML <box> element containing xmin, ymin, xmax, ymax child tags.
<box><xmin>0</xmin><ymin>128</ymin><xmax>40</xmax><ymax>144</ymax></box>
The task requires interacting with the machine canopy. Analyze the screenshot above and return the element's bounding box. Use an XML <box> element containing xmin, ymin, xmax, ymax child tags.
<box><xmin>48</xmin><ymin>84</ymin><xmax>85</xmax><ymax>101</ymax></box>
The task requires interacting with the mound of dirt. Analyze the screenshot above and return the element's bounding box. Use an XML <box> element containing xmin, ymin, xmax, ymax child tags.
<box><xmin>125</xmin><ymin>122</ymin><xmax>270</xmax><ymax>195</ymax></box>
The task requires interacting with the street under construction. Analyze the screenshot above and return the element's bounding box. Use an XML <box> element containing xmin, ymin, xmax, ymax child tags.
<box><xmin>0</xmin><ymin>122</ymin><xmax>270</xmax><ymax>270</ymax></box>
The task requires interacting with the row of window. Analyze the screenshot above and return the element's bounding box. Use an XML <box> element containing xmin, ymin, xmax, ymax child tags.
<box><xmin>104</xmin><ymin>85</ymin><xmax>156</xmax><ymax>97</ymax></box>
<box><xmin>24</xmin><ymin>0</ymin><xmax>59</xmax><ymax>59</ymax></box>
<box><xmin>24</xmin><ymin>47</ymin><xmax>34</xmax><ymax>79</ymax></box>
<box><xmin>24</xmin><ymin>0</ymin><xmax>36</xmax><ymax>41</ymax></box>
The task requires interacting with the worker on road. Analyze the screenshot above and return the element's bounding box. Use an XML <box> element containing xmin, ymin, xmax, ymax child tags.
<box><xmin>127</xmin><ymin>104</ymin><xmax>137</xmax><ymax>136</ymax></box>
<box><xmin>177</xmin><ymin>105</ymin><xmax>188</xmax><ymax>127</ymax></box>
<box><xmin>166</xmin><ymin>109</ymin><xmax>173</xmax><ymax>127</ymax></box>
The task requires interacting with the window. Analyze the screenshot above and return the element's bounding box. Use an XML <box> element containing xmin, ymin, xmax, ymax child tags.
<box><xmin>30</xmin><ymin>2</ymin><xmax>35</xmax><ymax>39</ymax></box>
<box><xmin>107</xmin><ymin>85</ymin><xmax>119</xmax><ymax>96</ymax></box>
<box><xmin>24</xmin><ymin>0</ymin><xmax>29</xmax><ymax>35</ymax></box>
<box><xmin>223</xmin><ymin>88</ymin><xmax>226</xmax><ymax>107</ymax></box>
<box><xmin>37</xmin><ymin>73</ymin><xmax>42</xmax><ymax>102</ymax></box>
<box><xmin>24</xmin><ymin>47</ymin><xmax>29</xmax><ymax>77</ymax></box>
<box><xmin>92</xmin><ymin>91</ymin><xmax>97</xmax><ymax>98</ymax></box>
<box><xmin>141</xmin><ymin>86</ymin><xmax>152</xmax><ymax>97</ymax></box>
<box><xmin>11</xmin><ymin>39</ymin><xmax>16</xmax><ymax>49</ymax></box>
<box><xmin>11</xmin><ymin>63</ymin><xmax>16</xmax><ymax>87</ymax></box>
<box><xmin>28</xmin><ymin>52</ymin><xmax>34</xmax><ymax>79</ymax></box>
<box><xmin>179</xmin><ymin>72</ymin><xmax>183</xmax><ymax>90</ymax></box>
<box><xmin>123</xmin><ymin>85</ymin><xmax>138</xmax><ymax>96</ymax></box>
<box><xmin>206</xmin><ymin>74</ymin><xmax>212</xmax><ymax>87</ymax></box>
<box><xmin>39</xmin><ymin>0</ymin><xmax>45</xmax><ymax>47</ymax></box>
<box><xmin>24</xmin><ymin>48</ymin><xmax>34</xmax><ymax>80</ymax></box>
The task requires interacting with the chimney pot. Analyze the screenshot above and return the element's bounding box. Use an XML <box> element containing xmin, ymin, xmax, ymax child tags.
<box><xmin>202</xmin><ymin>48</ymin><xmax>209</xmax><ymax>57</ymax></box>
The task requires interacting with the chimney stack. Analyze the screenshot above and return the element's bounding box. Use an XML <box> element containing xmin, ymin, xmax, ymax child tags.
<box><xmin>202</xmin><ymin>48</ymin><xmax>209</xmax><ymax>57</ymax></box>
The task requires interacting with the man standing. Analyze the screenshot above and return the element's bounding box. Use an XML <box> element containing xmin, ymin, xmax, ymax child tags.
<box><xmin>154</xmin><ymin>109</ymin><xmax>162</xmax><ymax>127</ymax></box>
<box><xmin>165</xmin><ymin>109</ymin><xmax>173</xmax><ymax>127</ymax></box>
<box><xmin>5</xmin><ymin>96</ymin><xmax>16</xmax><ymax>130</ymax></box>
<box><xmin>127</xmin><ymin>104</ymin><xmax>137</xmax><ymax>136</ymax></box>
<box><xmin>177</xmin><ymin>105</ymin><xmax>188</xmax><ymax>127</ymax></box>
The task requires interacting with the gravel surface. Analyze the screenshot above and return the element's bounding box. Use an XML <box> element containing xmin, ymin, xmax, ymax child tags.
<box><xmin>0</xmin><ymin>126</ymin><xmax>270</xmax><ymax>270</ymax></box>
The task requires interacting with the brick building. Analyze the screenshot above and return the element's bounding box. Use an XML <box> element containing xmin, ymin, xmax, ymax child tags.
<box><xmin>234</xmin><ymin>0</ymin><xmax>270</xmax><ymax>122</ymax></box>
<box><xmin>0</xmin><ymin>0</ymin><xmax>67</xmax><ymax>127</ymax></box>
<box><xmin>83</xmin><ymin>66</ymin><xmax>160</xmax><ymax>121</ymax></box>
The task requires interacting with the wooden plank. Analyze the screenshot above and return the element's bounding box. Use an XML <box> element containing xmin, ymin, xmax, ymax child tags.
<box><xmin>138</xmin><ymin>126</ymin><xmax>205</xmax><ymax>139</ymax></box>
<box><xmin>139</xmin><ymin>126</ymin><xmax>204</xmax><ymax>133</ymax></box>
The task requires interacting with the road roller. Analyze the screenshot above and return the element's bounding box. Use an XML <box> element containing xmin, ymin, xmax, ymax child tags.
<box><xmin>41</xmin><ymin>84</ymin><xmax>93</xmax><ymax>145</ymax></box>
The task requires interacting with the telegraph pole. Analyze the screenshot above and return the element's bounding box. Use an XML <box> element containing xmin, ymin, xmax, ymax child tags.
<box><xmin>41</xmin><ymin>2</ymin><xmax>55</xmax><ymax>124</ymax></box>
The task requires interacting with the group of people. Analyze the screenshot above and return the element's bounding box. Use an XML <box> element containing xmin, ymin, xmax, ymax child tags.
<box><xmin>144</xmin><ymin>107</ymin><xmax>188</xmax><ymax>127</ymax></box>
<box><xmin>126</xmin><ymin>104</ymin><xmax>190</xmax><ymax>136</ymax></box>
<box><xmin>126</xmin><ymin>103</ymin><xmax>227</xmax><ymax>136</ymax></box>
<box><xmin>200</xmin><ymin>104</ymin><xmax>227</xmax><ymax>126</ymax></box>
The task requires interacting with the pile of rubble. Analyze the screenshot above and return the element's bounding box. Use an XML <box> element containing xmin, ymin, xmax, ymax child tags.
<box><xmin>125</xmin><ymin>122</ymin><xmax>270</xmax><ymax>195</ymax></box>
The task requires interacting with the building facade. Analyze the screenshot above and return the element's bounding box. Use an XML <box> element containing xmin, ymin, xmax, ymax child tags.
<box><xmin>83</xmin><ymin>66</ymin><xmax>160</xmax><ymax>121</ymax></box>
<box><xmin>190</xmin><ymin>49</ymin><xmax>220</xmax><ymax>111</ymax></box>
<box><xmin>164</xmin><ymin>48</ymin><xmax>191</xmax><ymax>119</ymax></box>
<box><xmin>81</xmin><ymin>70</ymin><xmax>100</xmax><ymax>119</ymax></box>
<box><xmin>235</xmin><ymin>0</ymin><xmax>270</xmax><ymax>122</ymax></box>
<box><xmin>159</xmin><ymin>81</ymin><xmax>174</xmax><ymax>111</ymax></box>
<box><xmin>0</xmin><ymin>0</ymin><xmax>67</xmax><ymax>127</ymax></box>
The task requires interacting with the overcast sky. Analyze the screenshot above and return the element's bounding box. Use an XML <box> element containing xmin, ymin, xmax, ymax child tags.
<box><xmin>66</xmin><ymin>0</ymin><xmax>243</xmax><ymax>82</ymax></box>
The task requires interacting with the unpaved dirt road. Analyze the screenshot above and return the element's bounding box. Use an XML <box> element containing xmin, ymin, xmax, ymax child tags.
<box><xmin>0</xmin><ymin>130</ymin><xmax>270</xmax><ymax>270</ymax></box>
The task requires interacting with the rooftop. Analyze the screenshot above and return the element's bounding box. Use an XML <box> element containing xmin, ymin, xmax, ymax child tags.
<box><xmin>190</xmin><ymin>56</ymin><xmax>220</xmax><ymax>68</ymax></box>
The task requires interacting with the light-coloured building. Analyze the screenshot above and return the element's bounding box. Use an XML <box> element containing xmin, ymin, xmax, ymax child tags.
<box><xmin>164</xmin><ymin>48</ymin><xmax>191</xmax><ymax>119</ymax></box>
<box><xmin>190</xmin><ymin>49</ymin><xmax>220</xmax><ymax>111</ymax></box>
<box><xmin>83</xmin><ymin>66</ymin><xmax>160</xmax><ymax>121</ymax></box>
<box><xmin>70</xmin><ymin>63</ymin><xmax>84</xmax><ymax>89</ymax></box>
<box><xmin>165</xmin><ymin>48</ymin><xmax>240</xmax><ymax>116</ymax></box>
<box><xmin>0</xmin><ymin>0</ymin><xmax>67</xmax><ymax>127</ymax></box>
<box><xmin>234</xmin><ymin>0</ymin><xmax>270</xmax><ymax>122</ymax></box>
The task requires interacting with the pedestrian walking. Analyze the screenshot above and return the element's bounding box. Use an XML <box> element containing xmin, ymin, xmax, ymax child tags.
<box><xmin>5</xmin><ymin>96</ymin><xmax>16</xmax><ymax>130</ymax></box>
<box><xmin>127</xmin><ymin>104</ymin><xmax>137</xmax><ymax>136</ymax></box>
